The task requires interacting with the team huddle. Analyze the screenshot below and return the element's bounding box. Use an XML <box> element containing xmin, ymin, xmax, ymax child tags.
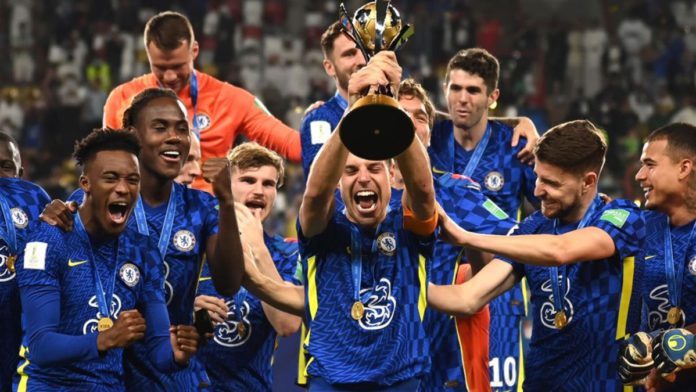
<box><xmin>1</xmin><ymin>9</ymin><xmax>696</xmax><ymax>392</ymax></box>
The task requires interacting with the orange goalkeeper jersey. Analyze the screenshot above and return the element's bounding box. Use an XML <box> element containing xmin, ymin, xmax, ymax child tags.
<box><xmin>103</xmin><ymin>71</ymin><xmax>301</xmax><ymax>192</ymax></box>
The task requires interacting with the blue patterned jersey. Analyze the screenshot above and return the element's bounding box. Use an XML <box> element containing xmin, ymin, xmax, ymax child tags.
<box><xmin>298</xmin><ymin>207</ymin><xmax>433</xmax><ymax>385</ymax></box>
<box><xmin>300</xmin><ymin>92</ymin><xmax>347</xmax><ymax>178</ymax></box>
<box><xmin>121</xmin><ymin>183</ymin><xmax>219</xmax><ymax>391</ymax></box>
<box><xmin>193</xmin><ymin>234</ymin><xmax>299</xmax><ymax>391</ymax></box>
<box><xmin>422</xmin><ymin>172</ymin><xmax>517</xmax><ymax>391</ymax></box>
<box><xmin>640</xmin><ymin>211</ymin><xmax>696</xmax><ymax>332</ymax></box>
<box><xmin>0</xmin><ymin>179</ymin><xmax>50</xmax><ymax>392</ymax></box>
<box><xmin>429</xmin><ymin>119</ymin><xmax>537</xmax><ymax>390</ymax></box>
<box><xmin>499</xmin><ymin>198</ymin><xmax>644</xmax><ymax>391</ymax></box>
<box><xmin>15</xmin><ymin>221</ymin><xmax>165</xmax><ymax>390</ymax></box>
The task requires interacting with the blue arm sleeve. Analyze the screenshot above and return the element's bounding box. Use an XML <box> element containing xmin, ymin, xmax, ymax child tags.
<box><xmin>21</xmin><ymin>284</ymin><xmax>99</xmax><ymax>367</ymax></box>
<box><xmin>142</xmin><ymin>298</ymin><xmax>182</xmax><ymax>373</ymax></box>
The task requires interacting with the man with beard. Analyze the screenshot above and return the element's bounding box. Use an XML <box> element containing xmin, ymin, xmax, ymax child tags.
<box><xmin>429</xmin><ymin>120</ymin><xmax>645</xmax><ymax>391</ymax></box>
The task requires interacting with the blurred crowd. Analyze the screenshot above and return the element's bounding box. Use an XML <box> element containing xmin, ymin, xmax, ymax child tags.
<box><xmin>0</xmin><ymin>0</ymin><xmax>695</xmax><ymax>236</ymax></box>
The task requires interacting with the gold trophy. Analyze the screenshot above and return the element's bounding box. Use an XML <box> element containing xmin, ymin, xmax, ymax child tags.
<box><xmin>339</xmin><ymin>1</ymin><xmax>415</xmax><ymax>160</ymax></box>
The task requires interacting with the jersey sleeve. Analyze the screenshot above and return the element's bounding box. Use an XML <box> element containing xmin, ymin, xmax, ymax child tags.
<box><xmin>438</xmin><ymin>174</ymin><xmax>517</xmax><ymax>235</ymax></box>
<box><xmin>590</xmin><ymin>199</ymin><xmax>645</xmax><ymax>261</ymax></box>
<box><xmin>300</xmin><ymin>108</ymin><xmax>335</xmax><ymax>178</ymax></box>
<box><xmin>16</xmin><ymin>222</ymin><xmax>64</xmax><ymax>289</ymax></box>
<box><xmin>274</xmin><ymin>239</ymin><xmax>301</xmax><ymax>285</ymax></box>
<box><xmin>198</xmin><ymin>190</ymin><xmax>220</xmax><ymax>241</ymax></box>
<box><xmin>235</xmin><ymin>88</ymin><xmax>301</xmax><ymax>163</ymax></box>
<box><xmin>103</xmin><ymin>85</ymin><xmax>127</xmax><ymax>128</ymax></box>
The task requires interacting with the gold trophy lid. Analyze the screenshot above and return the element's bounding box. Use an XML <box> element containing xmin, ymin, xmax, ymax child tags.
<box><xmin>352</xmin><ymin>1</ymin><xmax>403</xmax><ymax>53</ymax></box>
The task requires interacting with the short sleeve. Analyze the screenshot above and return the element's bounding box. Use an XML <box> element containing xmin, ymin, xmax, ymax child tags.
<box><xmin>16</xmin><ymin>222</ymin><xmax>64</xmax><ymax>289</ymax></box>
<box><xmin>590</xmin><ymin>200</ymin><xmax>645</xmax><ymax>261</ymax></box>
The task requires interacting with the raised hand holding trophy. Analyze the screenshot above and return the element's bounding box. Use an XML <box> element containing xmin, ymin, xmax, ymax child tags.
<box><xmin>339</xmin><ymin>1</ymin><xmax>415</xmax><ymax>160</ymax></box>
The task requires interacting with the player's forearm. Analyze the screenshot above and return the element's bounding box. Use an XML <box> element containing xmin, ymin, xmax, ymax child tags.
<box><xmin>261</xmin><ymin>302</ymin><xmax>302</xmax><ymax>337</ymax></box>
<box><xmin>21</xmin><ymin>285</ymin><xmax>100</xmax><ymax>367</ymax></box>
<box><xmin>427</xmin><ymin>284</ymin><xmax>483</xmax><ymax>318</ymax></box>
<box><xmin>464</xmin><ymin>227</ymin><xmax>615</xmax><ymax>266</ymax></box>
<box><xmin>243</xmin><ymin>273</ymin><xmax>305</xmax><ymax>317</ymax></box>
<box><xmin>208</xmin><ymin>202</ymin><xmax>244</xmax><ymax>297</ymax></box>
<box><xmin>394</xmin><ymin>136</ymin><xmax>435</xmax><ymax>219</ymax></box>
<box><xmin>142</xmin><ymin>300</ymin><xmax>186</xmax><ymax>370</ymax></box>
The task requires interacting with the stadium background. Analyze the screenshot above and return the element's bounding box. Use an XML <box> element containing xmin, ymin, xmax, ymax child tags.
<box><xmin>0</xmin><ymin>0</ymin><xmax>694</xmax><ymax>390</ymax></box>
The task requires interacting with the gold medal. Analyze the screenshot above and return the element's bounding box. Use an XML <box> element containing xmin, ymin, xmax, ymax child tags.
<box><xmin>351</xmin><ymin>301</ymin><xmax>365</xmax><ymax>321</ymax></box>
<box><xmin>668</xmin><ymin>306</ymin><xmax>682</xmax><ymax>325</ymax></box>
<box><xmin>554</xmin><ymin>310</ymin><xmax>568</xmax><ymax>329</ymax></box>
<box><xmin>238</xmin><ymin>323</ymin><xmax>247</xmax><ymax>338</ymax></box>
<box><xmin>6</xmin><ymin>255</ymin><xmax>16</xmax><ymax>273</ymax></box>
<box><xmin>97</xmin><ymin>317</ymin><xmax>113</xmax><ymax>332</ymax></box>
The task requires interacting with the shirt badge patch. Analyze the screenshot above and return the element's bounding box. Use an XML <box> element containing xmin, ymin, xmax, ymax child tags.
<box><xmin>689</xmin><ymin>255</ymin><xmax>696</xmax><ymax>276</ymax></box>
<box><xmin>484</xmin><ymin>171</ymin><xmax>504</xmax><ymax>192</ymax></box>
<box><xmin>310</xmin><ymin>120</ymin><xmax>332</xmax><ymax>145</ymax></box>
<box><xmin>119</xmin><ymin>263</ymin><xmax>140</xmax><ymax>287</ymax></box>
<box><xmin>173</xmin><ymin>230</ymin><xmax>196</xmax><ymax>252</ymax></box>
<box><xmin>24</xmin><ymin>242</ymin><xmax>47</xmax><ymax>270</ymax></box>
<box><xmin>377</xmin><ymin>232</ymin><xmax>397</xmax><ymax>256</ymax></box>
<box><xmin>11</xmin><ymin>208</ymin><xmax>28</xmax><ymax>229</ymax></box>
<box><xmin>193</xmin><ymin>113</ymin><xmax>211</xmax><ymax>131</ymax></box>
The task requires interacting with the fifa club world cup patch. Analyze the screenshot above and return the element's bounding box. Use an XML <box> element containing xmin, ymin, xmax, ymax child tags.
<box><xmin>11</xmin><ymin>208</ymin><xmax>29</xmax><ymax>229</ymax></box>
<box><xmin>599</xmin><ymin>209</ymin><xmax>630</xmax><ymax>228</ymax></box>
<box><xmin>689</xmin><ymin>255</ymin><xmax>696</xmax><ymax>276</ymax></box>
<box><xmin>173</xmin><ymin>230</ymin><xmax>196</xmax><ymax>252</ymax></box>
<box><xmin>377</xmin><ymin>232</ymin><xmax>397</xmax><ymax>256</ymax></box>
<box><xmin>194</xmin><ymin>113</ymin><xmax>211</xmax><ymax>131</ymax></box>
<box><xmin>483</xmin><ymin>171</ymin><xmax>504</xmax><ymax>192</ymax></box>
<box><xmin>119</xmin><ymin>263</ymin><xmax>140</xmax><ymax>287</ymax></box>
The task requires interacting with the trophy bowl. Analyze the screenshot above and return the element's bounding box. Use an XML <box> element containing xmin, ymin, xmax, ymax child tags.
<box><xmin>338</xmin><ymin>1</ymin><xmax>415</xmax><ymax>160</ymax></box>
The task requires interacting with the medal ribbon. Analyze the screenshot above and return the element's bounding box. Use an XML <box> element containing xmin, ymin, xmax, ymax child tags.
<box><xmin>347</xmin><ymin>207</ymin><xmax>389</xmax><ymax>307</ymax></box>
<box><xmin>550</xmin><ymin>196</ymin><xmax>599</xmax><ymax>315</ymax></box>
<box><xmin>190</xmin><ymin>70</ymin><xmax>200</xmax><ymax>137</ymax></box>
<box><xmin>134</xmin><ymin>185</ymin><xmax>178</xmax><ymax>259</ymax></box>
<box><xmin>75</xmin><ymin>213</ymin><xmax>119</xmax><ymax>322</ymax></box>
<box><xmin>663</xmin><ymin>217</ymin><xmax>696</xmax><ymax>309</ymax></box>
<box><xmin>0</xmin><ymin>193</ymin><xmax>17</xmax><ymax>254</ymax></box>
<box><xmin>461</xmin><ymin>123</ymin><xmax>492</xmax><ymax>178</ymax></box>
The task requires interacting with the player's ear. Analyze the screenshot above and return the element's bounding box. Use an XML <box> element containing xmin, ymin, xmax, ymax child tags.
<box><xmin>323</xmin><ymin>58</ymin><xmax>335</xmax><ymax>78</ymax></box>
<box><xmin>79</xmin><ymin>174</ymin><xmax>90</xmax><ymax>194</ymax></box>
<box><xmin>582</xmin><ymin>171</ymin><xmax>597</xmax><ymax>193</ymax></box>
<box><xmin>191</xmin><ymin>40</ymin><xmax>200</xmax><ymax>61</ymax></box>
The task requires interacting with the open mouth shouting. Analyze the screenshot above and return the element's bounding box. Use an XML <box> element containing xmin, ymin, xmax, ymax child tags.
<box><xmin>107</xmin><ymin>201</ymin><xmax>130</xmax><ymax>225</ymax></box>
<box><xmin>354</xmin><ymin>190</ymin><xmax>378</xmax><ymax>214</ymax></box>
<box><xmin>245</xmin><ymin>198</ymin><xmax>267</xmax><ymax>217</ymax></box>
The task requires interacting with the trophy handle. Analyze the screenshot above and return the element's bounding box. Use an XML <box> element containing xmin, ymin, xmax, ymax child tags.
<box><xmin>387</xmin><ymin>24</ymin><xmax>414</xmax><ymax>51</ymax></box>
<box><xmin>374</xmin><ymin>0</ymin><xmax>390</xmax><ymax>52</ymax></box>
<box><xmin>339</xmin><ymin>3</ymin><xmax>371</xmax><ymax>62</ymax></box>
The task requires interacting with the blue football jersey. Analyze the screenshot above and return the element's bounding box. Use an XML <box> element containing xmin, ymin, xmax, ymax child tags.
<box><xmin>298</xmin><ymin>207</ymin><xmax>433</xmax><ymax>386</ymax></box>
<box><xmin>421</xmin><ymin>172</ymin><xmax>517</xmax><ymax>391</ymax></box>
<box><xmin>499</xmin><ymin>198</ymin><xmax>644</xmax><ymax>391</ymax></box>
<box><xmin>122</xmin><ymin>183</ymin><xmax>219</xmax><ymax>390</ymax></box>
<box><xmin>192</xmin><ymin>234</ymin><xmax>299</xmax><ymax>391</ymax></box>
<box><xmin>429</xmin><ymin>119</ymin><xmax>537</xmax><ymax>391</ymax></box>
<box><xmin>15</xmin><ymin>221</ymin><xmax>165</xmax><ymax>390</ymax></box>
<box><xmin>300</xmin><ymin>92</ymin><xmax>347</xmax><ymax>178</ymax></box>
<box><xmin>0</xmin><ymin>178</ymin><xmax>50</xmax><ymax>392</ymax></box>
<box><xmin>640</xmin><ymin>211</ymin><xmax>696</xmax><ymax>332</ymax></box>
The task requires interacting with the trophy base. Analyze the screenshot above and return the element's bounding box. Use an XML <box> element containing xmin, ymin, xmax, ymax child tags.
<box><xmin>339</xmin><ymin>94</ymin><xmax>415</xmax><ymax>160</ymax></box>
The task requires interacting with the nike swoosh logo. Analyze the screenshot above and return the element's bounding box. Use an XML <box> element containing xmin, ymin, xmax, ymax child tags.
<box><xmin>645</xmin><ymin>255</ymin><xmax>656</xmax><ymax>260</ymax></box>
<box><xmin>68</xmin><ymin>259</ymin><xmax>88</xmax><ymax>267</ymax></box>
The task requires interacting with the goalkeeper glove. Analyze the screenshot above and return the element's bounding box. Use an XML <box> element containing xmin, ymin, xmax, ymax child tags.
<box><xmin>652</xmin><ymin>328</ymin><xmax>696</xmax><ymax>378</ymax></box>
<box><xmin>618</xmin><ymin>331</ymin><xmax>656</xmax><ymax>385</ymax></box>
